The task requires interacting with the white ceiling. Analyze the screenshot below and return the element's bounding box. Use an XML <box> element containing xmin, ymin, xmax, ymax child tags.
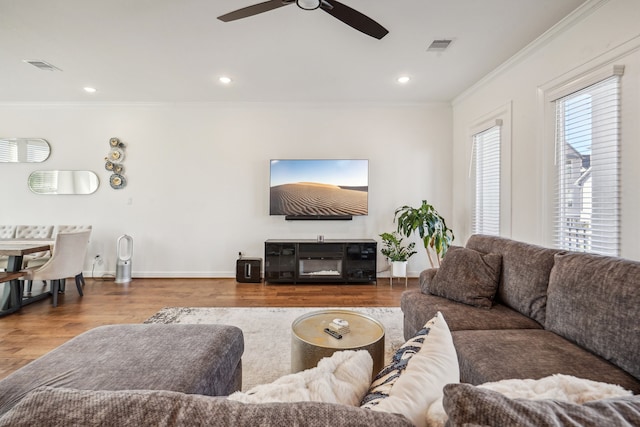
<box><xmin>0</xmin><ymin>0</ymin><xmax>588</xmax><ymax>104</ymax></box>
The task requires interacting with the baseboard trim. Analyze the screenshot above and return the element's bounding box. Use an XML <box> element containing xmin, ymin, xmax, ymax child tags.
<box><xmin>84</xmin><ymin>271</ymin><xmax>421</xmax><ymax>279</ymax></box>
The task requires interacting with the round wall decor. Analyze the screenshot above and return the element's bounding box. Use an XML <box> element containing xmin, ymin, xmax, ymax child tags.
<box><xmin>109</xmin><ymin>173</ymin><xmax>126</xmax><ymax>189</ymax></box>
<box><xmin>105</xmin><ymin>137</ymin><xmax>127</xmax><ymax>189</ymax></box>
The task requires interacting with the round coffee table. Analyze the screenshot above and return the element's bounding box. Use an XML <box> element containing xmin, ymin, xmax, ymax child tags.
<box><xmin>291</xmin><ymin>309</ymin><xmax>385</xmax><ymax>376</ymax></box>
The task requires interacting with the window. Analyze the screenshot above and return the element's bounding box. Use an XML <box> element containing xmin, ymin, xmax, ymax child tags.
<box><xmin>472</xmin><ymin>124</ymin><xmax>501</xmax><ymax>236</ymax></box>
<box><xmin>554</xmin><ymin>75</ymin><xmax>621</xmax><ymax>256</ymax></box>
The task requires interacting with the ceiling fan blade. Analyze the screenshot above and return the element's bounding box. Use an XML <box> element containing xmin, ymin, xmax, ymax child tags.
<box><xmin>319</xmin><ymin>0</ymin><xmax>388</xmax><ymax>39</ymax></box>
<box><xmin>218</xmin><ymin>0</ymin><xmax>293</xmax><ymax>22</ymax></box>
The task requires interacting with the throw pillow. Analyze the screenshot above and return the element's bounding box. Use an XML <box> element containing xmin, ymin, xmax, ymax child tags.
<box><xmin>429</xmin><ymin>246</ymin><xmax>502</xmax><ymax>309</ymax></box>
<box><xmin>360</xmin><ymin>312</ymin><xmax>459</xmax><ymax>427</ymax></box>
<box><xmin>360</xmin><ymin>319</ymin><xmax>431</xmax><ymax>409</ymax></box>
<box><xmin>227</xmin><ymin>349</ymin><xmax>372</xmax><ymax>406</ymax></box>
<box><xmin>442</xmin><ymin>383</ymin><xmax>640</xmax><ymax>427</ymax></box>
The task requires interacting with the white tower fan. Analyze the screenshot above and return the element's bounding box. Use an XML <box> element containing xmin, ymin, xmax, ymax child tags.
<box><xmin>115</xmin><ymin>234</ymin><xmax>133</xmax><ymax>284</ymax></box>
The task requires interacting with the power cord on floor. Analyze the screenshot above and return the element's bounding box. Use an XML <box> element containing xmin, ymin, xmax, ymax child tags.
<box><xmin>91</xmin><ymin>259</ymin><xmax>115</xmax><ymax>281</ymax></box>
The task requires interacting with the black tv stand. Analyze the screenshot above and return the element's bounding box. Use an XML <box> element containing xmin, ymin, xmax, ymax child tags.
<box><xmin>285</xmin><ymin>215</ymin><xmax>353</xmax><ymax>221</ymax></box>
<box><xmin>264</xmin><ymin>239</ymin><xmax>376</xmax><ymax>284</ymax></box>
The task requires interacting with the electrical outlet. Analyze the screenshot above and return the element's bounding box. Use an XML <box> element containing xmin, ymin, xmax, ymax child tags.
<box><xmin>94</xmin><ymin>254</ymin><xmax>103</xmax><ymax>266</ymax></box>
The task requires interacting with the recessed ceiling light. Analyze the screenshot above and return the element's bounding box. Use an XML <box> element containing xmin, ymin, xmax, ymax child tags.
<box><xmin>83</xmin><ymin>87</ymin><xmax>97</xmax><ymax>93</ymax></box>
<box><xmin>219</xmin><ymin>76</ymin><xmax>232</xmax><ymax>84</ymax></box>
<box><xmin>397</xmin><ymin>76</ymin><xmax>410</xmax><ymax>84</ymax></box>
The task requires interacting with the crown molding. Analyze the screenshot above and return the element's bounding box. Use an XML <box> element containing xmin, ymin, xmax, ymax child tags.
<box><xmin>452</xmin><ymin>0</ymin><xmax>610</xmax><ymax>106</ymax></box>
<box><xmin>0</xmin><ymin>100</ymin><xmax>448</xmax><ymax>109</ymax></box>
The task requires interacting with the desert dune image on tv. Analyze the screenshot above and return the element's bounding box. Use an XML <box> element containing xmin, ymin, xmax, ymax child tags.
<box><xmin>270</xmin><ymin>159</ymin><xmax>368</xmax><ymax>216</ymax></box>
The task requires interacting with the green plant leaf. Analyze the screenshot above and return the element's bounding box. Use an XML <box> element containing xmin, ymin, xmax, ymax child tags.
<box><xmin>379</xmin><ymin>231</ymin><xmax>416</xmax><ymax>261</ymax></box>
<box><xmin>393</xmin><ymin>199</ymin><xmax>454</xmax><ymax>268</ymax></box>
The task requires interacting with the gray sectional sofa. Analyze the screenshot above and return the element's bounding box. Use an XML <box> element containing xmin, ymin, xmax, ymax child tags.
<box><xmin>401</xmin><ymin>234</ymin><xmax>640</xmax><ymax>393</ymax></box>
<box><xmin>0</xmin><ymin>322</ymin><xmax>413</xmax><ymax>426</ymax></box>
<box><xmin>1</xmin><ymin>235</ymin><xmax>638</xmax><ymax>426</ymax></box>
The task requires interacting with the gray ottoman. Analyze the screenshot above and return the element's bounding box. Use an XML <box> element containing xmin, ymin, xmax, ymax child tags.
<box><xmin>0</xmin><ymin>324</ymin><xmax>244</xmax><ymax>416</ymax></box>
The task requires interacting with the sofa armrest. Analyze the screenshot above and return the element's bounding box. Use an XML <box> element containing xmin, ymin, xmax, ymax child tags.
<box><xmin>0</xmin><ymin>387</ymin><xmax>415</xmax><ymax>427</ymax></box>
<box><xmin>419</xmin><ymin>268</ymin><xmax>437</xmax><ymax>293</ymax></box>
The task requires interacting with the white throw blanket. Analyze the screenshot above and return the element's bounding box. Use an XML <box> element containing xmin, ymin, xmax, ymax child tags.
<box><xmin>228</xmin><ymin>350</ymin><xmax>373</xmax><ymax>406</ymax></box>
<box><xmin>426</xmin><ymin>374</ymin><xmax>633</xmax><ymax>427</ymax></box>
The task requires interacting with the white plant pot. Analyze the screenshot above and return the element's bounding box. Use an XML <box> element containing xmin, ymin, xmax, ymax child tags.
<box><xmin>391</xmin><ymin>261</ymin><xmax>408</xmax><ymax>277</ymax></box>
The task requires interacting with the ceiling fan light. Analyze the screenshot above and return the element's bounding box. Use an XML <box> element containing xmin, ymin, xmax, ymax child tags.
<box><xmin>296</xmin><ymin>0</ymin><xmax>321</xmax><ymax>11</ymax></box>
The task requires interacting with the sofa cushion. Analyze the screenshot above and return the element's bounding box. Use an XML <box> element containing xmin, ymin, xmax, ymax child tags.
<box><xmin>466</xmin><ymin>234</ymin><xmax>562</xmax><ymax>325</ymax></box>
<box><xmin>451</xmin><ymin>329</ymin><xmax>640</xmax><ymax>394</ymax></box>
<box><xmin>400</xmin><ymin>290</ymin><xmax>542</xmax><ymax>339</ymax></box>
<box><xmin>228</xmin><ymin>350</ymin><xmax>372</xmax><ymax>405</ymax></box>
<box><xmin>442</xmin><ymin>383</ymin><xmax>640</xmax><ymax>427</ymax></box>
<box><xmin>0</xmin><ymin>324</ymin><xmax>244</xmax><ymax>416</ymax></box>
<box><xmin>546</xmin><ymin>252</ymin><xmax>640</xmax><ymax>381</ymax></box>
<box><xmin>429</xmin><ymin>246</ymin><xmax>502</xmax><ymax>309</ymax></box>
<box><xmin>361</xmin><ymin>312</ymin><xmax>459</xmax><ymax>427</ymax></box>
<box><xmin>0</xmin><ymin>387</ymin><xmax>414</xmax><ymax>427</ymax></box>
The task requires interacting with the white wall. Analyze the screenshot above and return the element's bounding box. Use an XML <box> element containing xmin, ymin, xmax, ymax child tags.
<box><xmin>451</xmin><ymin>0</ymin><xmax>640</xmax><ymax>260</ymax></box>
<box><xmin>0</xmin><ymin>102</ymin><xmax>452</xmax><ymax>277</ymax></box>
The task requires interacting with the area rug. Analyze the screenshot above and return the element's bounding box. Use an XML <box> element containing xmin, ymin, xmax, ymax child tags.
<box><xmin>145</xmin><ymin>306</ymin><xmax>404</xmax><ymax>391</ymax></box>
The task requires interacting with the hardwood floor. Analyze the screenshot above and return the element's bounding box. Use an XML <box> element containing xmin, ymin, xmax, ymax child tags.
<box><xmin>0</xmin><ymin>277</ymin><xmax>417</xmax><ymax>380</ymax></box>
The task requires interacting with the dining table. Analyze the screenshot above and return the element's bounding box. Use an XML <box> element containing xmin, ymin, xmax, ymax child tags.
<box><xmin>0</xmin><ymin>241</ymin><xmax>53</xmax><ymax>316</ymax></box>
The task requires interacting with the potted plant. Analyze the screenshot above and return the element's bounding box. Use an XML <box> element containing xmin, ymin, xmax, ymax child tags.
<box><xmin>379</xmin><ymin>231</ymin><xmax>417</xmax><ymax>277</ymax></box>
<box><xmin>394</xmin><ymin>200</ymin><xmax>454</xmax><ymax>268</ymax></box>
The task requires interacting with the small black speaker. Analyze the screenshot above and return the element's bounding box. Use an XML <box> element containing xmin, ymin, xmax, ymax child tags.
<box><xmin>236</xmin><ymin>257</ymin><xmax>262</xmax><ymax>283</ymax></box>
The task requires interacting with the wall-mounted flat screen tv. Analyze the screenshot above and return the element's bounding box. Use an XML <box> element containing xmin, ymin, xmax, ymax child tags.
<box><xmin>270</xmin><ymin>159</ymin><xmax>368</xmax><ymax>219</ymax></box>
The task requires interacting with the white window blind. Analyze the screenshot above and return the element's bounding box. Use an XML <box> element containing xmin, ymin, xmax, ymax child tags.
<box><xmin>554</xmin><ymin>75</ymin><xmax>620</xmax><ymax>256</ymax></box>
<box><xmin>472</xmin><ymin>124</ymin><xmax>501</xmax><ymax>236</ymax></box>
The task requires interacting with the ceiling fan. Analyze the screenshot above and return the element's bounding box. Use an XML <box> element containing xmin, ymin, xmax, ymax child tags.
<box><xmin>217</xmin><ymin>0</ymin><xmax>389</xmax><ymax>40</ymax></box>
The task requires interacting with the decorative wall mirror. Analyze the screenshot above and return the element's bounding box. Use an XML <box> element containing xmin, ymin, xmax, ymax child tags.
<box><xmin>28</xmin><ymin>171</ymin><xmax>99</xmax><ymax>195</ymax></box>
<box><xmin>0</xmin><ymin>138</ymin><xmax>51</xmax><ymax>163</ymax></box>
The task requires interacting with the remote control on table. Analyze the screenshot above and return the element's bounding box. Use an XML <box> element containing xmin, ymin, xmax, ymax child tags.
<box><xmin>324</xmin><ymin>328</ymin><xmax>342</xmax><ymax>339</ymax></box>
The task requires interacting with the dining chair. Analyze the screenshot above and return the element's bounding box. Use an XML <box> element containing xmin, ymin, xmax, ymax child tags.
<box><xmin>24</xmin><ymin>225</ymin><xmax>92</xmax><ymax>269</ymax></box>
<box><xmin>17</xmin><ymin>225</ymin><xmax>54</xmax><ymax>268</ymax></box>
<box><xmin>21</xmin><ymin>230</ymin><xmax>91</xmax><ymax>307</ymax></box>
<box><xmin>0</xmin><ymin>225</ymin><xmax>16</xmax><ymax>238</ymax></box>
<box><xmin>24</xmin><ymin>225</ymin><xmax>93</xmax><ymax>295</ymax></box>
<box><xmin>0</xmin><ymin>225</ymin><xmax>17</xmax><ymax>271</ymax></box>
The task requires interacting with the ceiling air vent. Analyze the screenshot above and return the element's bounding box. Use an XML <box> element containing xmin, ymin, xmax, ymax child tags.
<box><xmin>23</xmin><ymin>60</ymin><xmax>62</xmax><ymax>71</ymax></box>
<box><xmin>427</xmin><ymin>39</ymin><xmax>452</xmax><ymax>52</ymax></box>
